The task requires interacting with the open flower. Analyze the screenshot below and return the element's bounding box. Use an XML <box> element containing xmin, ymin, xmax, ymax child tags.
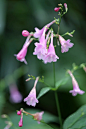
<box><xmin>44</xmin><ymin>32</ymin><xmax>59</xmax><ymax>64</ymax></box>
<box><xmin>14</xmin><ymin>35</ymin><xmax>32</xmax><ymax>64</ymax></box>
<box><xmin>32</xmin><ymin>111</ymin><xmax>44</xmax><ymax>124</ymax></box>
<box><xmin>9</xmin><ymin>84</ymin><xmax>22</xmax><ymax>103</ymax></box>
<box><xmin>33</xmin><ymin>27</ymin><xmax>47</xmax><ymax>60</ymax></box>
<box><xmin>24</xmin><ymin>77</ymin><xmax>39</xmax><ymax>107</ymax></box>
<box><xmin>34</xmin><ymin>20</ymin><xmax>55</xmax><ymax>39</ymax></box>
<box><xmin>68</xmin><ymin>70</ymin><xmax>85</xmax><ymax>96</ymax></box>
<box><xmin>59</xmin><ymin>35</ymin><xmax>74</xmax><ymax>53</ymax></box>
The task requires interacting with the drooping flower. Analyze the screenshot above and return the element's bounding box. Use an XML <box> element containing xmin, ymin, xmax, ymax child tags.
<box><xmin>18</xmin><ymin>117</ymin><xmax>23</xmax><ymax>127</ymax></box>
<box><xmin>32</xmin><ymin>111</ymin><xmax>44</xmax><ymax>124</ymax></box>
<box><xmin>54</xmin><ymin>7</ymin><xmax>60</xmax><ymax>12</ymax></box>
<box><xmin>24</xmin><ymin>77</ymin><xmax>39</xmax><ymax>107</ymax></box>
<box><xmin>44</xmin><ymin>31</ymin><xmax>59</xmax><ymax>64</ymax></box>
<box><xmin>14</xmin><ymin>35</ymin><xmax>32</xmax><ymax>64</ymax></box>
<box><xmin>68</xmin><ymin>70</ymin><xmax>85</xmax><ymax>96</ymax></box>
<box><xmin>59</xmin><ymin>35</ymin><xmax>74</xmax><ymax>53</ymax></box>
<box><xmin>9</xmin><ymin>84</ymin><xmax>22</xmax><ymax>103</ymax></box>
<box><xmin>33</xmin><ymin>27</ymin><xmax>47</xmax><ymax>60</ymax></box>
<box><xmin>34</xmin><ymin>20</ymin><xmax>55</xmax><ymax>39</ymax></box>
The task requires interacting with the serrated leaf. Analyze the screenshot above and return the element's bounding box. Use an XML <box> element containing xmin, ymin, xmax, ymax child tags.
<box><xmin>63</xmin><ymin>104</ymin><xmax>86</xmax><ymax>129</ymax></box>
<box><xmin>55</xmin><ymin>77</ymin><xmax>69</xmax><ymax>89</ymax></box>
<box><xmin>37</xmin><ymin>87</ymin><xmax>51</xmax><ymax>99</ymax></box>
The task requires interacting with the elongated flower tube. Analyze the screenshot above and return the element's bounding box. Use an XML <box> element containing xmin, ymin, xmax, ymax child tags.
<box><xmin>9</xmin><ymin>84</ymin><xmax>22</xmax><ymax>103</ymax></box>
<box><xmin>68</xmin><ymin>70</ymin><xmax>85</xmax><ymax>96</ymax></box>
<box><xmin>34</xmin><ymin>20</ymin><xmax>55</xmax><ymax>39</ymax></box>
<box><xmin>24</xmin><ymin>77</ymin><xmax>39</xmax><ymax>107</ymax></box>
<box><xmin>44</xmin><ymin>31</ymin><xmax>59</xmax><ymax>64</ymax></box>
<box><xmin>18</xmin><ymin>113</ymin><xmax>23</xmax><ymax>127</ymax></box>
<box><xmin>33</xmin><ymin>27</ymin><xmax>47</xmax><ymax>60</ymax></box>
<box><xmin>14</xmin><ymin>35</ymin><xmax>33</xmax><ymax>64</ymax></box>
<box><xmin>59</xmin><ymin>35</ymin><xmax>74</xmax><ymax>53</ymax></box>
<box><xmin>32</xmin><ymin>111</ymin><xmax>44</xmax><ymax>124</ymax></box>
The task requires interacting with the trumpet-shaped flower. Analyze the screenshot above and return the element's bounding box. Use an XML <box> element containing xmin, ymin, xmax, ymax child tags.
<box><xmin>14</xmin><ymin>35</ymin><xmax>32</xmax><ymax>64</ymax></box>
<box><xmin>59</xmin><ymin>35</ymin><xmax>74</xmax><ymax>53</ymax></box>
<box><xmin>34</xmin><ymin>20</ymin><xmax>55</xmax><ymax>39</ymax></box>
<box><xmin>9</xmin><ymin>84</ymin><xmax>22</xmax><ymax>103</ymax></box>
<box><xmin>33</xmin><ymin>27</ymin><xmax>47</xmax><ymax>60</ymax></box>
<box><xmin>68</xmin><ymin>70</ymin><xmax>85</xmax><ymax>96</ymax></box>
<box><xmin>24</xmin><ymin>77</ymin><xmax>39</xmax><ymax>107</ymax></box>
<box><xmin>32</xmin><ymin>111</ymin><xmax>44</xmax><ymax>124</ymax></box>
<box><xmin>44</xmin><ymin>32</ymin><xmax>59</xmax><ymax>64</ymax></box>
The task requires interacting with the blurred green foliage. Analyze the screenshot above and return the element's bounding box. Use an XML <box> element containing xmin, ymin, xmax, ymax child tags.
<box><xmin>0</xmin><ymin>0</ymin><xmax>86</xmax><ymax>128</ymax></box>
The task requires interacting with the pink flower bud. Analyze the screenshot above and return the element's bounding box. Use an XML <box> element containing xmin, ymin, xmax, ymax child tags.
<box><xmin>54</xmin><ymin>7</ymin><xmax>60</xmax><ymax>12</ymax></box>
<box><xmin>17</xmin><ymin>111</ymin><xmax>21</xmax><ymax>115</ymax></box>
<box><xmin>18</xmin><ymin>118</ymin><xmax>23</xmax><ymax>127</ymax></box>
<box><xmin>22</xmin><ymin>30</ymin><xmax>29</xmax><ymax>37</ymax></box>
<box><xmin>64</xmin><ymin>3</ymin><xmax>67</xmax><ymax>12</ymax></box>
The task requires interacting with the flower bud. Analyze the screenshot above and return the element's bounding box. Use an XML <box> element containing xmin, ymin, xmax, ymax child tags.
<box><xmin>18</xmin><ymin>117</ymin><xmax>23</xmax><ymax>127</ymax></box>
<box><xmin>64</xmin><ymin>3</ymin><xmax>67</xmax><ymax>12</ymax></box>
<box><xmin>17</xmin><ymin>111</ymin><xmax>21</xmax><ymax>115</ymax></box>
<box><xmin>22</xmin><ymin>30</ymin><xmax>30</xmax><ymax>37</ymax></box>
<box><xmin>54</xmin><ymin>7</ymin><xmax>60</xmax><ymax>12</ymax></box>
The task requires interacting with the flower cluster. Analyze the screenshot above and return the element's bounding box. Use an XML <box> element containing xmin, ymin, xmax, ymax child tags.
<box><xmin>14</xmin><ymin>3</ymin><xmax>74</xmax><ymax>65</ymax></box>
<box><xmin>14</xmin><ymin>3</ymin><xmax>85</xmax><ymax>128</ymax></box>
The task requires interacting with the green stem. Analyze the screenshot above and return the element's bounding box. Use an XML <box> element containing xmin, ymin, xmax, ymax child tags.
<box><xmin>53</xmin><ymin>62</ymin><xmax>63</xmax><ymax>129</ymax></box>
<box><xmin>55</xmin><ymin>91</ymin><xmax>63</xmax><ymax>129</ymax></box>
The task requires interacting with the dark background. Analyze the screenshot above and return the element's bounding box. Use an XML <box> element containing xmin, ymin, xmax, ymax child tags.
<box><xmin>0</xmin><ymin>0</ymin><xmax>86</xmax><ymax>125</ymax></box>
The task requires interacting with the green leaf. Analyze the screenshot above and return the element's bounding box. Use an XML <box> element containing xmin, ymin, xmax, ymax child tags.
<box><xmin>55</xmin><ymin>77</ymin><xmax>69</xmax><ymax>89</ymax></box>
<box><xmin>63</xmin><ymin>104</ymin><xmax>86</xmax><ymax>129</ymax></box>
<box><xmin>37</xmin><ymin>87</ymin><xmax>51</xmax><ymax>99</ymax></box>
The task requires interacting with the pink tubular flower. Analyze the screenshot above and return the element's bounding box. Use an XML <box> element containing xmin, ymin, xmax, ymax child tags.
<box><xmin>54</xmin><ymin>7</ymin><xmax>60</xmax><ymax>12</ymax></box>
<box><xmin>24</xmin><ymin>77</ymin><xmax>39</xmax><ymax>107</ymax></box>
<box><xmin>18</xmin><ymin>117</ymin><xmax>23</xmax><ymax>127</ymax></box>
<box><xmin>44</xmin><ymin>32</ymin><xmax>59</xmax><ymax>64</ymax></box>
<box><xmin>59</xmin><ymin>35</ymin><xmax>74</xmax><ymax>53</ymax></box>
<box><xmin>68</xmin><ymin>70</ymin><xmax>85</xmax><ymax>96</ymax></box>
<box><xmin>14</xmin><ymin>35</ymin><xmax>32</xmax><ymax>64</ymax></box>
<box><xmin>33</xmin><ymin>27</ymin><xmax>47</xmax><ymax>60</ymax></box>
<box><xmin>64</xmin><ymin>3</ymin><xmax>67</xmax><ymax>12</ymax></box>
<box><xmin>9</xmin><ymin>84</ymin><xmax>22</xmax><ymax>103</ymax></box>
<box><xmin>32</xmin><ymin>111</ymin><xmax>44</xmax><ymax>124</ymax></box>
<box><xmin>22</xmin><ymin>30</ymin><xmax>30</xmax><ymax>37</ymax></box>
<box><xmin>34</xmin><ymin>20</ymin><xmax>55</xmax><ymax>39</ymax></box>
